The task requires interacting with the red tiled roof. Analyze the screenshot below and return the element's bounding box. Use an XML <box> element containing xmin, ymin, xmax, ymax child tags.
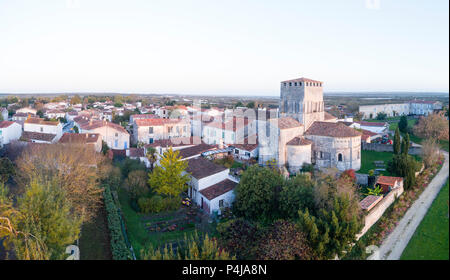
<box><xmin>324</xmin><ymin>112</ymin><xmax>337</xmax><ymax>120</ymax></box>
<box><xmin>59</xmin><ymin>133</ymin><xmax>100</xmax><ymax>144</ymax></box>
<box><xmin>25</xmin><ymin>118</ymin><xmax>60</xmax><ymax>126</ymax></box>
<box><xmin>0</xmin><ymin>121</ymin><xmax>15</xmax><ymax>128</ymax></box>
<box><xmin>81</xmin><ymin>120</ymin><xmax>129</xmax><ymax>134</ymax></box>
<box><xmin>199</xmin><ymin>179</ymin><xmax>237</xmax><ymax>200</ymax></box>
<box><xmin>232</xmin><ymin>135</ymin><xmax>258</xmax><ymax>151</ymax></box>
<box><xmin>186</xmin><ymin>157</ymin><xmax>227</xmax><ymax>179</ymax></box>
<box><xmin>305</xmin><ymin>122</ymin><xmax>362</xmax><ymax>138</ymax></box>
<box><xmin>376</xmin><ymin>176</ymin><xmax>403</xmax><ymax>186</ymax></box>
<box><xmin>128</xmin><ymin>148</ymin><xmax>145</xmax><ymax>158</ymax></box>
<box><xmin>281</xmin><ymin>77</ymin><xmax>323</xmax><ymax>84</ymax></box>
<box><xmin>135</xmin><ymin>118</ymin><xmax>183</xmax><ymax>127</ymax></box>
<box><xmin>277</xmin><ymin>117</ymin><xmax>303</xmax><ymax>129</ymax></box>
<box><xmin>286</xmin><ymin>137</ymin><xmax>313</xmax><ymax>146</ymax></box>
<box><xmin>21</xmin><ymin>131</ymin><xmax>57</xmax><ymax>142</ymax></box>
<box><xmin>359</xmin><ymin>195</ymin><xmax>383</xmax><ymax>211</ymax></box>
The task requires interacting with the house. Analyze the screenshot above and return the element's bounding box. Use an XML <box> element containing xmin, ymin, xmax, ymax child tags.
<box><xmin>133</xmin><ymin>118</ymin><xmax>191</xmax><ymax>145</ymax></box>
<box><xmin>355</xmin><ymin>121</ymin><xmax>388</xmax><ymax>134</ymax></box>
<box><xmin>23</xmin><ymin>117</ymin><xmax>63</xmax><ymax>142</ymax></box>
<box><xmin>178</xmin><ymin>143</ymin><xmax>217</xmax><ymax>161</ymax></box>
<box><xmin>376</xmin><ymin>176</ymin><xmax>404</xmax><ymax>194</ymax></box>
<box><xmin>230</xmin><ymin>135</ymin><xmax>258</xmax><ymax>160</ymax></box>
<box><xmin>0</xmin><ymin>121</ymin><xmax>22</xmax><ymax>147</ymax></box>
<box><xmin>410</xmin><ymin>100</ymin><xmax>443</xmax><ymax>116</ymax></box>
<box><xmin>80</xmin><ymin>119</ymin><xmax>130</xmax><ymax>150</ymax></box>
<box><xmin>129</xmin><ymin>114</ymin><xmax>159</xmax><ymax>125</ymax></box>
<box><xmin>21</xmin><ymin>131</ymin><xmax>58</xmax><ymax>144</ymax></box>
<box><xmin>185</xmin><ymin>157</ymin><xmax>238</xmax><ymax>215</ymax></box>
<box><xmin>202</xmin><ymin>117</ymin><xmax>256</xmax><ymax>146</ymax></box>
<box><xmin>59</xmin><ymin>133</ymin><xmax>102</xmax><ymax>153</ymax></box>
<box><xmin>16</xmin><ymin>107</ymin><xmax>37</xmax><ymax>115</ymax></box>
<box><xmin>360</xmin><ymin>129</ymin><xmax>381</xmax><ymax>143</ymax></box>
<box><xmin>44</xmin><ymin>110</ymin><xmax>66</xmax><ymax>120</ymax></box>
<box><xmin>1</xmin><ymin>108</ymin><xmax>8</xmax><ymax>121</ymax></box>
<box><xmin>12</xmin><ymin>112</ymin><xmax>36</xmax><ymax>127</ymax></box>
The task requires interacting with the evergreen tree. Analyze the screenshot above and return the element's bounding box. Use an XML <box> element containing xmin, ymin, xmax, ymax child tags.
<box><xmin>398</xmin><ymin>116</ymin><xmax>408</xmax><ymax>133</ymax></box>
<box><xmin>401</xmin><ymin>133</ymin><xmax>410</xmax><ymax>155</ymax></box>
<box><xmin>394</xmin><ymin>127</ymin><xmax>401</xmax><ymax>155</ymax></box>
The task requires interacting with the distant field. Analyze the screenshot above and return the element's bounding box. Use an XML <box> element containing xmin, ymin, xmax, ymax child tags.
<box><xmin>401</xmin><ymin>180</ymin><xmax>449</xmax><ymax>260</ymax></box>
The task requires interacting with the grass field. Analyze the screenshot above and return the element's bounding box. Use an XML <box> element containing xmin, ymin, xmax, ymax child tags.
<box><xmin>359</xmin><ymin>150</ymin><xmax>395</xmax><ymax>175</ymax></box>
<box><xmin>79</xmin><ymin>205</ymin><xmax>113</xmax><ymax>260</ymax></box>
<box><xmin>389</xmin><ymin>119</ymin><xmax>417</xmax><ymax>131</ymax></box>
<box><xmin>401</xmin><ymin>179</ymin><xmax>449</xmax><ymax>260</ymax></box>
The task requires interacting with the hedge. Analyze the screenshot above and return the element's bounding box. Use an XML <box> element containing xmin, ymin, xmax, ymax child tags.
<box><xmin>104</xmin><ymin>186</ymin><xmax>132</xmax><ymax>260</ymax></box>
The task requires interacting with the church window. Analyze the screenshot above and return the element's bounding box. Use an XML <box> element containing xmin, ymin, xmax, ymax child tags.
<box><xmin>338</xmin><ymin>153</ymin><xmax>343</xmax><ymax>162</ymax></box>
<box><xmin>289</xmin><ymin>82</ymin><xmax>292</xmax><ymax>86</ymax></box>
<box><xmin>294</xmin><ymin>82</ymin><xmax>297</xmax><ymax>86</ymax></box>
<box><xmin>299</xmin><ymin>82</ymin><xmax>302</xmax><ymax>86</ymax></box>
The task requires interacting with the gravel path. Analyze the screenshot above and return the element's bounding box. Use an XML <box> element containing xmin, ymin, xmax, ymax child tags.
<box><xmin>370</xmin><ymin>151</ymin><xmax>449</xmax><ymax>260</ymax></box>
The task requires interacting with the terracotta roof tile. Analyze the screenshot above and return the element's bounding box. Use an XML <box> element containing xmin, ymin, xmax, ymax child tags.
<box><xmin>0</xmin><ymin>121</ymin><xmax>15</xmax><ymax>128</ymax></box>
<box><xmin>186</xmin><ymin>157</ymin><xmax>227</xmax><ymax>179</ymax></box>
<box><xmin>281</xmin><ymin>77</ymin><xmax>323</xmax><ymax>84</ymax></box>
<box><xmin>376</xmin><ymin>176</ymin><xmax>403</xmax><ymax>186</ymax></box>
<box><xmin>305</xmin><ymin>122</ymin><xmax>362</xmax><ymax>138</ymax></box>
<box><xmin>21</xmin><ymin>131</ymin><xmax>57</xmax><ymax>142</ymax></box>
<box><xmin>277</xmin><ymin>117</ymin><xmax>303</xmax><ymax>129</ymax></box>
<box><xmin>359</xmin><ymin>195</ymin><xmax>383</xmax><ymax>211</ymax></box>
<box><xmin>59</xmin><ymin>133</ymin><xmax>100</xmax><ymax>144</ymax></box>
<box><xmin>199</xmin><ymin>179</ymin><xmax>237</xmax><ymax>200</ymax></box>
<box><xmin>286</xmin><ymin>137</ymin><xmax>313</xmax><ymax>146</ymax></box>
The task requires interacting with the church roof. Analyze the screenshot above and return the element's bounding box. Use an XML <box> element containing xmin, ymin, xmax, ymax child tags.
<box><xmin>277</xmin><ymin>117</ymin><xmax>303</xmax><ymax>129</ymax></box>
<box><xmin>324</xmin><ymin>112</ymin><xmax>338</xmax><ymax>121</ymax></box>
<box><xmin>281</xmin><ymin>77</ymin><xmax>323</xmax><ymax>84</ymax></box>
<box><xmin>286</xmin><ymin>137</ymin><xmax>313</xmax><ymax>146</ymax></box>
<box><xmin>305</xmin><ymin>122</ymin><xmax>362</xmax><ymax>138</ymax></box>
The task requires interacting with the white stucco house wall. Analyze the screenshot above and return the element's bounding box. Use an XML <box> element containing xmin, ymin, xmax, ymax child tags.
<box><xmin>23</xmin><ymin>118</ymin><xmax>63</xmax><ymax>142</ymax></box>
<box><xmin>0</xmin><ymin>121</ymin><xmax>22</xmax><ymax>146</ymax></box>
<box><xmin>80</xmin><ymin>120</ymin><xmax>130</xmax><ymax>150</ymax></box>
<box><xmin>185</xmin><ymin>157</ymin><xmax>238</xmax><ymax>215</ymax></box>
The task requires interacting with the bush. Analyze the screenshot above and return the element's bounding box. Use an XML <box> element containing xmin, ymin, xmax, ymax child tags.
<box><xmin>104</xmin><ymin>186</ymin><xmax>131</xmax><ymax>260</ymax></box>
<box><xmin>138</xmin><ymin>196</ymin><xmax>163</xmax><ymax>214</ymax></box>
<box><xmin>162</xmin><ymin>197</ymin><xmax>179</xmax><ymax>211</ymax></box>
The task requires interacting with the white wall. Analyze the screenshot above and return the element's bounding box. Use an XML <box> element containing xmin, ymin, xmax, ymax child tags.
<box><xmin>0</xmin><ymin>122</ymin><xmax>22</xmax><ymax>145</ymax></box>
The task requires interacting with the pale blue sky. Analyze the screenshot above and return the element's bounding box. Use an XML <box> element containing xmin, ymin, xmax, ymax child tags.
<box><xmin>0</xmin><ymin>0</ymin><xmax>448</xmax><ymax>95</ymax></box>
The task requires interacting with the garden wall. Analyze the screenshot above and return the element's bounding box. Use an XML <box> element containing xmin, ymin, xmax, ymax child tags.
<box><xmin>356</xmin><ymin>184</ymin><xmax>405</xmax><ymax>240</ymax></box>
<box><xmin>356</xmin><ymin>173</ymin><xmax>368</xmax><ymax>185</ymax></box>
<box><xmin>362</xmin><ymin>143</ymin><xmax>422</xmax><ymax>155</ymax></box>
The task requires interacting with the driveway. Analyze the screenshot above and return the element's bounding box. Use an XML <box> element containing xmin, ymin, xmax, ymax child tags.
<box><xmin>370</xmin><ymin>151</ymin><xmax>449</xmax><ymax>260</ymax></box>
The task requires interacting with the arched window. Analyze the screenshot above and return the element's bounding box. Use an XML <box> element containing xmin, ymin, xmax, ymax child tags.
<box><xmin>338</xmin><ymin>153</ymin><xmax>343</xmax><ymax>162</ymax></box>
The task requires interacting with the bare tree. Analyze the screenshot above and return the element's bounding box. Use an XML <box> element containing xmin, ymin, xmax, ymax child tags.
<box><xmin>413</xmin><ymin>112</ymin><xmax>449</xmax><ymax>140</ymax></box>
<box><xmin>421</xmin><ymin>138</ymin><xmax>441</xmax><ymax>168</ymax></box>
<box><xmin>15</xmin><ymin>143</ymin><xmax>104</xmax><ymax>223</ymax></box>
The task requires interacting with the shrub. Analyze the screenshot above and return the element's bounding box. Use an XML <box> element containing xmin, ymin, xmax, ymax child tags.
<box><xmin>104</xmin><ymin>186</ymin><xmax>131</xmax><ymax>260</ymax></box>
<box><xmin>139</xmin><ymin>195</ymin><xmax>164</xmax><ymax>214</ymax></box>
<box><xmin>162</xmin><ymin>197</ymin><xmax>179</xmax><ymax>211</ymax></box>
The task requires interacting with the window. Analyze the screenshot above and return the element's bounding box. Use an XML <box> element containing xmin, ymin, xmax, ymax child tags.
<box><xmin>183</xmin><ymin>126</ymin><xmax>187</xmax><ymax>132</ymax></box>
<box><xmin>320</xmin><ymin>152</ymin><xmax>323</xmax><ymax>159</ymax></box>
<box><xmin>235</xmin><ymin>149</ymin><xmax>239</xmax><ymax>154</ymax></box>
<box><xmin>299</xmin><ymin>82</ymin><xmax>302</xmax><ymax>86</ymax></box>
<box><xmin>338</xmin><ymin>153</ymin><xmax>343</xmax><ymax>162</ymax></box>
<box><xmin>40</xmin><ymin>127</ymin><xmax>43</xmax><ymax>132</ymax></box>
<box><xmin>289</xmin><ymin>82</ymin><xmax>292</xmax><ymax>86</ymax></box>
<box><xmin>114</xmin><ymin>139</ymin><xmax>118</xmax><ymax>148</ymax></box>
<box><xmin>149</xmin><ymin>127</ymin><xmax>153</xmax><ymax>134</ymax></box>
<box><xmin>115</xmin><ymin>133</ymin><xmax>118</xmax><ymax>137</ymax></box>
<box><xmin>245</xmin><ymin>152</ymin><xmax>251</xmax><ymax>157</ymax></box>
<box><xmin>219</xmin><ymin>199</ymin><xmax>224</xmax><ymax>208</ymax></box>
<box><xmin>294</xmin><ymin>82</ymin><xmax>297</xmax><ymax>86</ymax></box>
<box><xmin>149</xmin><ymin>138</ymin><xmax>154</xmax><ymax>144</ymax></box>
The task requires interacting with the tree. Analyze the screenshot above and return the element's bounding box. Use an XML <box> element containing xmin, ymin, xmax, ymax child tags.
<box><xmin>279</xmin><ymin>174</ymin><xmax>315</xmax><ymax>219</ymax></box>
<box><xmin>0</xmin><ymin>157</ymin><xmax>15</xmax><ymax>184</ymax></box>
<box><xmin>398</xmin><ymin>116</ymin><xmax>408</xmax><ymax>133</ymax></box>
<box><xmin>401</xmin><ymin>133</ymin><xmax>410</xmax><ymax>155</ymax></box>
<box><xmin>101</xmin><ymin>140</ymin><xmax>110</xmax><ymax>155</ymax></box>
<box><xmin>376</xmin><ymin>112</ymin><xmax>387</xmax><ymax>120</ymax></box>
<box><xmin>71</xmin><ymin>95</ymin><xmax>82</xmax><ymax>105</ymax></box>
<box><xmin>1</xmin><ymin>181</ymin><xmax>81</xmax><ymax>260</ymax></box>
<box><xmin>142</xmin><ymin>232</ymin><xmax>235</xmax><ymax>260</ymax></box>
<box><xmin>148</xmin><ymin>148</ymin><xmax>190</xmax><ymax>198</ymax></box>
<box><xmin>257</xmin><ymin>220</ymin><xmax>313</xmax><ymax>260</ymax></box>
<box><xmin>16</xmin><ymin>144</ymin><xmax>104</xmax><ymax>223</ymax></box>
<box><xmin>233</xmin><ymin>165</ymin><xmax>284</xmax><ymax>222</ymax></box>
<box><xmin>394</xmin><ymin>127</ymin><xmax>401</xmax><ymax>155</ymax></box>
<box><xmin>124</xmin><ymin>170</ymin><xmax>149</xmax><ymax>200</ymax></box>
<box><xmin>247</xmin><ymin>101</ymin><xmax>255</xmax><ymax>109</ymax></box>
<box><xmin>146</xmin><ymin>147</ymin><xmax>158</xmax><ymax>172</ymax></box>
<box><xmin>388</xmin><ymin>154</ymin><xmax>421</xmax><ymax>190</ymax></box>
<box><xmin>421</xmin><ymin>138</ymin><xmax>440</xmax><ymax>168</ymax></box>
<box><xmin>413</xmin><ymin>112</ymin><xmax>449</xmax><ymax>140</ymax></box>
<box><xmin>72</xmin><ymin>125</ymin><xmax>79</xmax><ymax>133</ymax></box>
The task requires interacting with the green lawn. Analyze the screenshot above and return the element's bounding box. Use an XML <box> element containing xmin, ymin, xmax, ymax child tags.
<box><xmin>389</xmin><ymin>119</ymin><xmax>417</xmax><ymax>131</ymax></box>
<box><xmin>359</xmin><ymin>150</ymin><xmax>394</xmax><ymax>176</ymax></box>
<box><xmin>79</xmin><ymin>205</ymin><xmax>113</xmax><ymax>260</ymax></box>
<box><xmin>401</xmin><ymin>180</ymin><xmax>449</xmax><ymax>260</ymax></box>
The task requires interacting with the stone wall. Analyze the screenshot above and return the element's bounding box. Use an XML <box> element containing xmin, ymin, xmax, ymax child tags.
<box><xmin>356</xmin><ymin>184</ymin><xmax>404</xmax><ymax>240</ymax></box>
<box><xmin>355</xmin><ymin>173</ymin><xmax>368</xmax><ymax>185</ymax></box>
<box><xmin>362</xmin><ymin>142</ymin><xmax>422</xmax><ymax>155</ymax></box>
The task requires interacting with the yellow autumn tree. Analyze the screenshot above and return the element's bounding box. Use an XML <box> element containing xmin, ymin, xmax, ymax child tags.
<box><xmin>148</xmin><ymin>148</ymin><xmax>190</xmax><ymax>197</ymax></box>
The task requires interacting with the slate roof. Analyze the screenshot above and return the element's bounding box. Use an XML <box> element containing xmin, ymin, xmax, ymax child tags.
<box><xmin>178</xmin><ymin>144</ymin><xmax>217</xmax><ymax>159</ymax></box>
<box><xmin>186</xmin><ymin>157</ymin><xmax>227</xmax><ymax>179</ymax></box>
<box><xmin>305</xmin><ymin>122</ymin><xmax>362</xmax><ymax>138</ymax></box>
<box><xmin>199</xmin><ymin>179</ymin><xmax>237</xmax><ymax>200</ymax></box>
